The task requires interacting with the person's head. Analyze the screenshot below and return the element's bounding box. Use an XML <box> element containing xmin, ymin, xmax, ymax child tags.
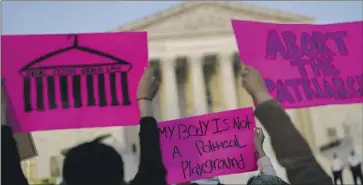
<box><xmin>62</xmin><ymin>140</ymin><xmax>125</xmax><ymax>185</ymax></box>
<box><xmin>333</xmin><ymin>153</ymin><xmax>337</xmax><ymax>158</ymax></box>
<box><xmin>247</xmin><ymin>176</ymin><xmax>257</xmax><ymax>185</ymax></box>
<box><xmin>351</xmin><ymin>150</ymin><xmax>355</xmax><ymax>156</ymax></box>
<box><xmin>247</xmin><ymin>175</ymin><xmax>289</xmax><ymax>185</ymax></box>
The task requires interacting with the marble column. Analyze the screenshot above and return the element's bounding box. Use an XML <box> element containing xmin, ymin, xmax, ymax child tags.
<box><xmin>219</xmin><ymin>53</ymin><xmax>238</xmax><ymax>110</ymax></box>
<box><xmin>189</xmin><ymin>55</ymin><xmax>208</xmax><ymax>115</ymax></box>
<box><xmin>161</xmin><ymin>57</ymin><xmax>180</xmax><ymax>120</ymax></box>
<box><xmin>296</xmin><ymin>108</ymin><xmax>316</xmax><ymax>152</ymax></box>
<box><xmin>151</xmin><ymin>63</ymin><xmax>162</xmax><ymax>121</ymax></box>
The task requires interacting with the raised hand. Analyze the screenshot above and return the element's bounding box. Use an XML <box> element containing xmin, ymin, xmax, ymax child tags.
<box><xmin>254</xmin><ymin>127</ymin><xmax>265</xmax><ymax>150</ymax></box>
<box><xmin>241</xmin><ymin>66</ymin><xmax>273</xmax><ymax>104</ymax></box>
<box><xmin>137</xmin><ymin>67</ymin><xmax>160</xmax><ymax>100</ymax></box>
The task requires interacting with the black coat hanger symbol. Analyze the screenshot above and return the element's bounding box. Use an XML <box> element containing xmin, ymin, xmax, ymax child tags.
<box><xmin>20</xmin><ymin>34</ymin><xmax>133</xmax><ymax>112</ymax></box>
<box><xmin>20</xmin><ymin>34</ymin><xmax>132</xmax><ymax>72</ymax></box>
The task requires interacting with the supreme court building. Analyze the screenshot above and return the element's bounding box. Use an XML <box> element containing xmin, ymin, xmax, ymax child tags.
<box><xmin>15</xmin><ymin>1</ymin><xmax>362</xmax><ymax>184</ymax></box>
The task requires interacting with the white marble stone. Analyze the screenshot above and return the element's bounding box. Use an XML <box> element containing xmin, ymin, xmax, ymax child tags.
<box><xmin>160</xmin><ymin>56</ymin><xmax>181</xmax><ymax>120</ymax></box>
<box><xmin>189</xmin><ymin>55</ymin><xmax>208</xmax><ymax>115</ymax></box>
<box><xmin>219</xmin><ymin>52</ymin><xmax>239</xmax><ymax>110</ymax></box>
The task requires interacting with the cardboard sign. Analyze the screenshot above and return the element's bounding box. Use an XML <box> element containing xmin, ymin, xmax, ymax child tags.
<box><xmin>232</xmin><ymin>20</ymin><xmax>363</xmax><ymax>109</ymax></box>
<box><xmin>158</xmin><ymin>108</ymin><xmax>257</xmax><ymax>184</ymax></box>
<box><xmin>1</xmin><ymin>32</ymin><xmax>148</xmax><ymax>132</ymax></box>
<box><xmin>2</xmin><ymin>86</ymin><xmax>38</xmax><ymax>160</ymax></box>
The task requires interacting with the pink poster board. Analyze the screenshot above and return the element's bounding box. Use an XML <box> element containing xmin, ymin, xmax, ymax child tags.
<box><xmin>232</xmin><ymin>20</ymin><xmax>363</xmax><ymax>109</ymax></box>
<box><xmin>1</xmin><ymin>32</ymin><xmax>148</xmax><ymax>132</ymax></box>
<box><xmin>159</xmin><ymin>107</ymin><xmax>257</xmax><ymax>184</ymax></box>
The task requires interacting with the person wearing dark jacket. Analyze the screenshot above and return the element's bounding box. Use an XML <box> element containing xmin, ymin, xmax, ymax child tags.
<box><xmin>247</xmin><ymin>128</ymin><xmax>289</xmax><ymax>185</ymax></box>
<box><xmin>1</xmin><ymin>83</ymin><xmax>30</xmax><ymax>185</ymax></box>
<box><xmin>1</xmin><ymin>124</ymin><xmax>29</xmax><ymax>185</ymax></box>
<box><xmin>178</xmin><ymin>66</ymin><xmax>333</xmax><ymax>185</ymax></box>
<box><xmin>1</xmin><ymin>67</ymin><xmax>166</xmax><ymax>185</ymax></box>
<box><xmin>62</xmin><ymin>67</ymin><xmax>166</xmax><ymax>185</ymax></box>
<box><xmin>0</xmin><ymin>65</ymin><xmax>334</xmax><ymax>185</ymax></box>
<box><xmin>241</xmin><ymin>66</ymin><xmax>333</xmax><ymax>185</ymax></box>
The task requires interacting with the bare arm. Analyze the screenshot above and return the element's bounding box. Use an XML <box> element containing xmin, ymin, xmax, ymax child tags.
<box><xmin>138</xmin><ymin>99</ymin><xmax>153</xmax><ymax>117</ymax></box>
<box><xmin>254</xmin><ymin>127</ymin><xmax>277</xmax><ymax>176</ymax></box>
<box><xmin>258</xmin><ymin>157</ymin><xmax>277</xmax><ymax>176</ymax></box>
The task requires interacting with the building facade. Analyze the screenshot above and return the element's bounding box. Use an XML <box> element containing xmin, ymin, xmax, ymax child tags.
<box><xmin>16</xmin><ymin>1</ymin><xmax>362</xmax><ymax>184</ymax></box>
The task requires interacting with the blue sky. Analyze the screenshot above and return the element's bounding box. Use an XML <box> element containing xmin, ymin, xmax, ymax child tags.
<box><xmin>1</xmin><ymin>1</ymin><xmax>363</xmax><ymax>35</ymax></box>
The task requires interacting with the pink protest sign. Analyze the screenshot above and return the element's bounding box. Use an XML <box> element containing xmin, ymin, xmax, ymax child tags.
<box><xmin>158</xmin><ymin>107</ymin><xmax>257</xmax><ymax>184</ymax></box>
<box><xmin>232</xmin><ymin>20</ymin><xmax>363</xmax><ymax>109</ymax></box>
<box><xmin>1</xmin><ymin>32</ymin><xmax>148</xmax><ymax>132</ymax></box>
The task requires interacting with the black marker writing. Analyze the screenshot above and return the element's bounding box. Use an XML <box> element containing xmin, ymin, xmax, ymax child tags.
<box><xmin>211</xmin><ymin>118</ymin><xmax>230</xmax><ymax>134</ymax></box>
<box><xmin>158</xmin><ymin>116</ymin><xmax>253</xmax><ymax>140</ymax></box>
<box><xmin>20</xmin><ymin>35</ymin><xmax>132</xmax><ymax>112</ymax></box>
<box><xmin>173</xmin><ymin>145</ymin><xmax>183</xmax><ymax>159</ymax></box>
<box><xmin>194</xmin><ymin>135</ymin><xmax>247</xmax><ymax>156</ymax></box>
<box><xmin>181</xmin><ymin>154</ymin><xmax>245</xmax><ymax>179</ymax></box>
<box><xmin>233</xmin><ymin>116</ymin><xmax>253</xmax><ymax>131</ymax></box>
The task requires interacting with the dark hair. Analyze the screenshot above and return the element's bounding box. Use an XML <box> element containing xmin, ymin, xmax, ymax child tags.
<box><xmin>247</xmin><ymin>176</ymin><xmax>256</xmax><ymax>185</ymax></box>
<box><xmin>62</xmin><ymin>140</ymin><xmax>124</xmax><ymax>185</ymax></box>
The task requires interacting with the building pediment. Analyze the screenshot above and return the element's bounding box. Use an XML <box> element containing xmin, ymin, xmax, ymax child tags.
<box><xmin>115</xmin><ymin>1</ymin><xmax>314</xmax><ymax>35</ymax></box>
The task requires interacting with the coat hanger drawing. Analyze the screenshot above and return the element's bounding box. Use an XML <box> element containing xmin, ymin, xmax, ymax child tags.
<box><xmin>20</xmin><ymin>34</ymin><xmax>132</xmax><ymax>72</ymax></box>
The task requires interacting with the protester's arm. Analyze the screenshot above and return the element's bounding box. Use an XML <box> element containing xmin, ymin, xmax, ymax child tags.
<box><xmin>130</xmin><ymin>100</ymin><xmax>166</xmax><ymax>185</ymax></box>
<box><xmin>257</xmin><ymin>156</ymin><xmax>277</xmax><ymax>176</ymax></box>
<box><xmin>254</xmin><ymin>99</ymin><xmax>332</xmax><ymax>184</ymax></box>
<box><xmin>256</xmin><ymin>140</ymin><xmax>277</xmax><ymax>176</ymax></box>
<box><xmin>130</xmin><ymin>68</ymin><xmax>167</xmax><ymax>185</ymax></box>
<box><xmin>1</xmin><ymin>125</ymin><xmax>29</xmax><ymax>185</ymax></box>
<box><xmin>254</xmin><ymin>127</ymin><xmax>277</xmax><ymax>176</ymax></box>
<box><xmin>242</xmin><ymin>66</ymin><xmax>333</xmax><ymax>185</ymax></box>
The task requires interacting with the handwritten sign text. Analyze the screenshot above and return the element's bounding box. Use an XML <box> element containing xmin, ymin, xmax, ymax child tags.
<box><xmin>232</xmin><ymin>20</ymin><xmax>363</xmax><ymax>108</ymax></box>
<box><xmin>159</xmin><ymin>108</ymin><xmax>257</xmax><ymax>184</ymax></box>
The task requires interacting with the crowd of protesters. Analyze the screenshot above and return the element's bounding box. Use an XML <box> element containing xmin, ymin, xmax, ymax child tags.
<box><xmin>2</xmin><ymin>66</ymin><xmax>334</xmax><ymax>185</ymax></box>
